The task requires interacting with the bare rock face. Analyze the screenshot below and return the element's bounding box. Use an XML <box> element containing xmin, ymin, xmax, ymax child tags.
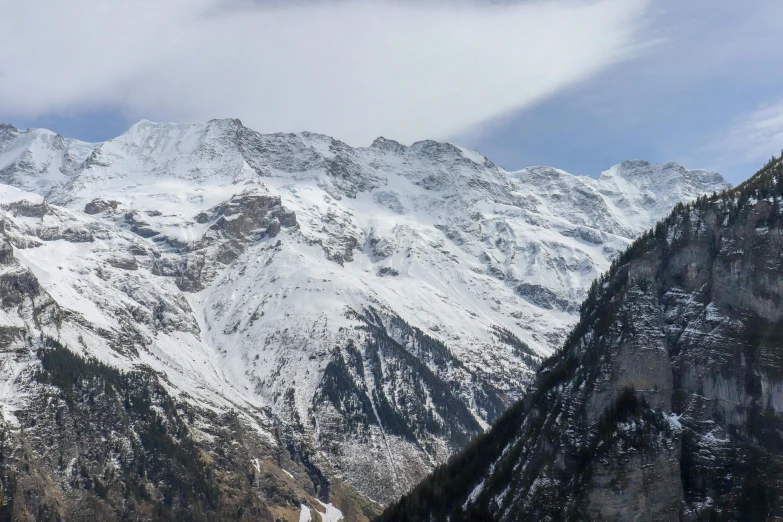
<box><xmin>380</xmin><ymin>158</ymin><xmax>783</xmax><ymax>521</ymax></box>
<box><xmin>152</xmin><ymin>191</ymin><xmax>298</xmax><ymax>292</ymax></box>
<box><xmin>125</xmin><ymin>210</ymin><xmax>160</xmax><ymax>238</ymax></box>
<box><xmin>586</xmin><ymin>437</ymin><xmax>683</xmax><ymax>521</ymax></box>
<box><xmin>3</xmin><ymin>200</ymin><xmax>48</xmax><ymax>218</ymax></box>
<box><xmin>106</xmin><ymin>254</ymin><xmax>138</xmax><ymax>271</ymax></box>
<box><xmin>0</xmin><ymin>238</ymin><xmax>14</xmax><ymax>265</ymax></box>
<box><xmin>208</xmin><ymin>192</ymin><xmax>297</xmax><ymax>239</ymax></box>
<box><xmin>515</xmin><ymin>282</ymin><xmax>572</xmax><ymax>312</ymax></box>
<box><xmin>84</xmin><ymin>198</ymin><xmax>120</xmax><ymax>215</ymax></box>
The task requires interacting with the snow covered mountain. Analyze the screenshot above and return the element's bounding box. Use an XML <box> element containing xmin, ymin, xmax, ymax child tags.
<box><xmin>0</xmin><ymin>119</ymin><xmax>729</xmax><ymax>519</ymax></box>
<box><xmin>379</xmin><ymin>155</ymin><xmax>783</xmax><ymax>522</ymax></box>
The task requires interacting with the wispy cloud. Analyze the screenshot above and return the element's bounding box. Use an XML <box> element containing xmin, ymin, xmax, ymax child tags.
<box><xmin>0</xmin><ymin>0</ymin><xmax>651</xmax><ymax>144</ymax></box>
<box><xmin>708</xmin><ymin>100</ymin><xmax>783</xmax><ymax>168</ymax></box>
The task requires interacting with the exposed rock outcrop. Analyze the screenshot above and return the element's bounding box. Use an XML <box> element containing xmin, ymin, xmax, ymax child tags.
<box><xmin>84</xmin><ymin>199</ymin><xmax>120</xmax><ymax>215</ymax></box>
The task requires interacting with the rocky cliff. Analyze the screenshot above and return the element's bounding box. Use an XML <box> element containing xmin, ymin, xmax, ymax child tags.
<box><xmin>379</xmin><ymin>155</ymin><xmax>783</xmax><ymax>521</ymax></box>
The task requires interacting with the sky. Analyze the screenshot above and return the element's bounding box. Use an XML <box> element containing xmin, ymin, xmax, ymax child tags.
<box><xmin>2</xmin><ymin>0</ymin><xmax>782</xmax><ymax>184</ymax></box>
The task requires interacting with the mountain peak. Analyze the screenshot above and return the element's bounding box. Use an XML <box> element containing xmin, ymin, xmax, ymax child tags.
<box><xmin>410</xmin><ymin>139</ymin><xmax>462</xmax><ymax>156</ymax></box>
<box><xmin>207</xmin><ymin>117</ymin><xmax>244</xmax><ymax>128</ymax></box>
<box><xmin>0</xmin><ymin>123</ymin><xmax>62</xmax><ymax>144</ymax></box>
<box><xmin>599</xmin><ymin>160</ymin><xmax>728</xmax><ymax>194</ymax></box>
<box><xmin>121</xmin><ymin>117</ymin><xmax>243</xmax><ymax>136</ymax></box>
<box><xmin>0</xmin><ymin>123</ymin><xmax>21</xmax><ymax>148</ymax></box>
<box><xmin>0</xmin><ymin>116</ymin><xmax>737</xmax><ymax>518</ymax></box>
<box><xmin>123</xmin><ymin>118</ymin><xmax>200</xmax><ymax>135</ymax></box>
<box><xmin>370</xmin><ymin>136</ymin><xmax>407</xmax><ymax>154</ymax></box>
<box><xmin>618</xmin><ymin>158</ymin><xmax>652</xmax><ymax>170</ymax></box>
<box><xmin>379</xmin><ymin>157</ymin><xmax>783</xmax><ymax>522</ymax></box>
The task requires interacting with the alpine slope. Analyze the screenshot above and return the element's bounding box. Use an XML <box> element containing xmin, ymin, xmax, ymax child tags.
<box><xmin>0</xmin><ymin>119</ymin><xmax>729</xmax><ymax>519</ymax></box>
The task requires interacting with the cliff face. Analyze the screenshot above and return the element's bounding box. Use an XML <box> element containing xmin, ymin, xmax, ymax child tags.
<box><xmin>379</xmin><ymin>157</ymin><xmax>783</xmax><ymax>522</ymax></box>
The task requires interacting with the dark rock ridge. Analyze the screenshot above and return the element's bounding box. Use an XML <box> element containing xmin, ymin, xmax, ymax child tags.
<box><xmin>311</xmin><ymin>307</ymin><xmax>512</xmax><ymax>502</ymax></box>
<box><xmin>379</xmin><ymin>155</ymin><xmax>783</xmax><ymax>521</ymax></box>
<box><xmin>84</xmin><ymin>199</ymin><xmax>120</xmax><ymax>215</ymax></box>
<box><xmin>208</xmin><ymin>192</ymin><xmax>297</xmax><ymax>239</ymax></box>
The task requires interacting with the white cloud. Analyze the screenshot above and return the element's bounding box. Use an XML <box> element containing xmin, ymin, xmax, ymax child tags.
<box><xmin>0</xmin><ymin>0</ymin><xmax>651</xmax><ymax>144</ymax></box>
<box><xmin>709</xmin><ymin>100</ymin><xmax>783</xmax><ymax>167</ymax></box>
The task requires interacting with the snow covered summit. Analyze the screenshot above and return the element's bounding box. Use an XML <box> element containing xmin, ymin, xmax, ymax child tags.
<box><xmin>0</xmin><ymin>119</ymin><xmax>730</xmax><ymax>512</ymax></box>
